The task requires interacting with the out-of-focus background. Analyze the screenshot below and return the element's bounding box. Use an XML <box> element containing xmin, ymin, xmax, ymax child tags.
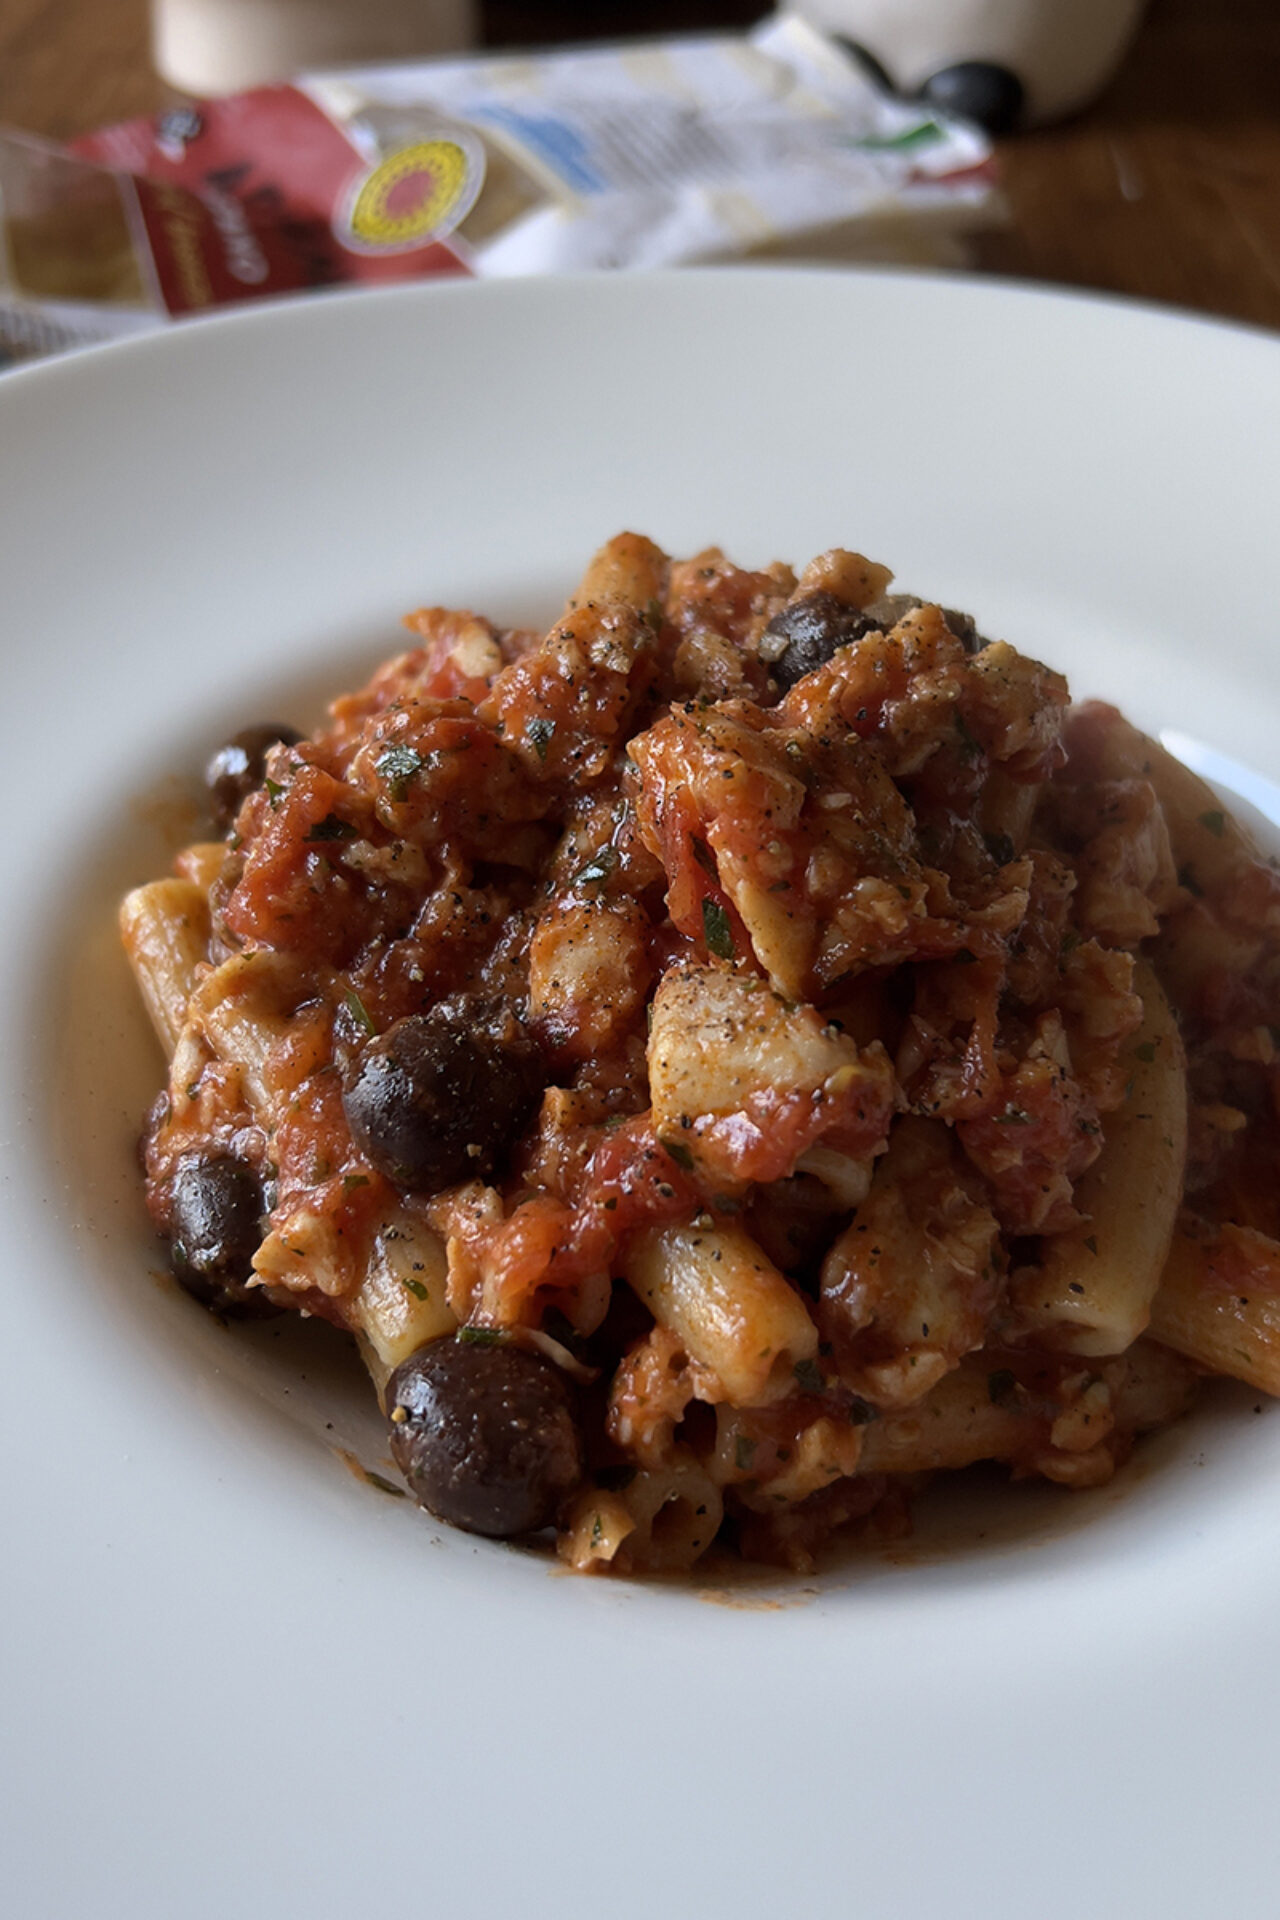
<box><xmin>0</xmin><ymin>0</ymin><xmax>1277</xmax><ymax>327</ymax></box>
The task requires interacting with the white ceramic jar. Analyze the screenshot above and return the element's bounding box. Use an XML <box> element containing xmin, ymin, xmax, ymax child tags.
<box><xmin>151</xmin><ymin>0</ymin><xmax>477</xmax><ymax>93</ymax></box>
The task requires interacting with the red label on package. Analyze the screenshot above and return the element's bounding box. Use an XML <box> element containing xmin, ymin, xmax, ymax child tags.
<box><xmin>73</xmin><ymin>86</ymin><xmax>470</xmax><ymax>313</ymax></box>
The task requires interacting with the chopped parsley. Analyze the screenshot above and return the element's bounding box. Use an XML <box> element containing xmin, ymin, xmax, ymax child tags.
<box><xmin>690</xmin><ymin>835</ymin><xmax>718</xmax><ymax>877</ymax></box>
<box><xmin>574</xmin><ymin>846</ymin><xmax>618</xmax><ymax>887</ymax></box>
<box><xmin>1198</xmin><ymin>809</ymin><xmax>1226</xmax><ymax>838</ymax></box>
<box><xmin>953</xmin><ymin>711</ymin><xmax>982</xmax><ymax>760</ymax></box>
<box><xmin>793</xmin><ymin>1357</ymin><xmax>824</xmax><ymax>1395</ymax></box>
<box><xmin>376</xmin><ymin>744</ymin><xmax>426</xmax><ymax>801</ymax></box>
<box><xmin>305</xmin><ymin>813</ymin><xmax>357</xmax><ymax>842</ymax></box>
<box><xmin>659</xmin><ymin>1136</ymin><xmax>695</xmax><ymax>1172</ymax></box>
<box><xmin>344</xmin><ymin>990</ymin><xmax>376</xmax><ymax>1036</ymax></box>
<box><xmin>734</xmin><ymin>1436</ymin><xmax>757</xmax><ymax>1471</ymax></box>
<box><xmin>363</xmin><ymin>1470</ymin><xmax>406</xmax><ymax>1498</ymax></box>
<box><xmin>701</xmin><ymin>896</ymin><xmax>735</xmax><ymax>960</ymax></box>
<box><xmin>987</xmin><ymin>1368</ymin><xmax>1017</xmax><ymax>1405</ymax></box>
<box><xmin>400</xmin><ymin>1275</ymin><xmax>429</xmax><ymax>1301</ymax></box>
<box><xmin>526</xmin><ymin>716</ymin><xmax>556</xmax><ymax>761</ymax></box>
<box><xmin>457</xmin><ymin>1326</ymin><xmax>504</xmax><ymax>1346</ymax></box>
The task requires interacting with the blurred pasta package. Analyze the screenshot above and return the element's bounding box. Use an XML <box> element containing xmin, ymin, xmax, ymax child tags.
<box><xmin>0</xmin><ymin>13</ymin><xmax>998</xmax><ymax>368</ymax></box>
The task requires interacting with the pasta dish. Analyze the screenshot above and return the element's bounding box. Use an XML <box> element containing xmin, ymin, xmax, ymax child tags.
<box><xmin>120</xmin><ymin>535</ymin><xmax>1280</xmax><ymax>1574</ymax></box>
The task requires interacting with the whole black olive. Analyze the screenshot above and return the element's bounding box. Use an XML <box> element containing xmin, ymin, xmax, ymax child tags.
<box><xmin>207</xmin><ymin>723</ymin><xmax>303</xmax><ymax>833</ymax></box>
<box><xmin>388</xmin><ymin>1336</ymin><xmax>585</xmax><ymax>1536</ymax></box>
<box><xmin>342</xmin><ymin>1008</ymin><xmax>541</xmax><ymax>1195</ymax></box>
<box><xmin>765</xmin><ymin>593</ymin><xmax>882</xmax><ymax>692</ymax></box>
<box><xmin>919</xmin><ymin>62</ymin><xmax>1024</xmax><ymax>135</ymax></box>
<box><xmin>168</xmin><ymin>1154</ymin><xmax>274</xmax><ymax>1317</ymax></box>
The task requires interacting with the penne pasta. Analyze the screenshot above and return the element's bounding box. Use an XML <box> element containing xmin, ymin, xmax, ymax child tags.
<box><xmin>174</xmin><ymin>839</ymin><xmax>230</xmax><ymax>893</ymax></box>
<box><xmin>119</xmin><ymin>877</ymin><xmax>210</xmax><ymax>1055</ymax></box>
<box><xmin>858</xmin><ymin>1356</ymin><xmax>1042</xmax><ymax>1477</ymax></box>
<box><xmin>609</xmin><ymin>1454</ymin><xmax>723</xmax><ymax>1574</ymax></box>
<box><xmin>557</xmin><ymin>1486</ymin><xmax>636</xmax><ymax>1573</ymax></box>
<box><xmin>1007</xmin><ymin>960</ymin><xmax>1187</xmax><ymax>1356</ymax></box>
<box><xmin>1150</xmin><ymin>1218</ymin><xmax>1280</xmax><ymax>1396</ymax></box>
<box><xmin>621</xmin><ymin>1221</ymin><xmax>819</xmax><ymax>1407</ymax></box>
<box><xmin>352</xmin><ymin>1209</ymin><xmax>456</xmax><ymax>1382</ymax></box>
<box><xmin>1067</xmin><ymin>703</ymin><xmax>1277</xmax><ymax>910</ymax></box>
<box><xmin>860</xmin><ymin>1340</ymin><xmax>1198</xmax><ymax>1481</ymax></box>
<box><xmin>819</xmin><ymin>1116</ymin><xmax>1003</xmax><ymax>1410</ymax></box>
<box><xmin>187</xmin><ymin>948</ymin><xmax>322</xmax><ymax>1119</ymax></box>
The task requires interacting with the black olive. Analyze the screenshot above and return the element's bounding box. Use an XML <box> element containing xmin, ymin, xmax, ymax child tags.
<box><xmin>765</xmin><ymin>593</ymin><xmax>882</xmax><ymax>692</ymax></box>
<box><xmin>868</xmin><ymin>595</ymin><xmax>986</xmax><ymax>655</ymax></box>
<box><xmin>168</xmin><ymin>1154</ymin><xmax>275</xmax><ymax>1317</ymax></box>
<box><xmin>388</xmin><ymin>1337</ymin><xmax>585</xmax><ymax>1537</ymax></box>
<box><xmin>206</xmin><ymin>723</ymin><xmax>303</xmax><ymax>833</ymax></box>
<box><xmin>342</xmin><ymin>1008</ymin><xmax>541</xmax><ymax>1195</ymax></box>
<box><xmin>919</xmin><ymin>62</ymin><xmax>1024</xmax><ymax>135</ymax></box>
<box><xmin>941</xmin><ymin>607</ymin><xmax>987</xmax><ymax>655</ymax></box>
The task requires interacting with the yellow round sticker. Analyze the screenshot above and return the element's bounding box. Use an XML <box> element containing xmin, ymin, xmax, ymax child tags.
<box><xmin>344</xmin><ymin>136</ymin><xmax>484</xmax><ymax>253</ymax></box>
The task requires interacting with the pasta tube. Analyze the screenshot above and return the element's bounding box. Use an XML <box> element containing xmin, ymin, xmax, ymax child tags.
<box><xmin>352</xmin><ymin>1208</ymin><xmax>457</xmax><ymax>1385</ymax></box>
<box><xmin>119</xmin><ymin>878</ymin><xmax>210</xmax><ymax>1054</ymax></box>
<box><xmin>1008</xmin><ymin>960</ymin><xmax>1187</xmax><ymax>1356</ymax></box>
<box><xmin>1150</xmin><ymin>1219</ymin><xmax>1280</xmax><ymax>1396</ymax></box>
<box><xmin>621</xmin><ymin>1221</ymin><xmax>819</xmax><ymax>1406</ymax></box>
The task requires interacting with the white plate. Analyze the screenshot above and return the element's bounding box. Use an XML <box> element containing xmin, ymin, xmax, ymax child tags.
<box><xmin>3</xmin><ymin>271</ymin><xmax>1279</xmax><ymax>1920</ymax></box>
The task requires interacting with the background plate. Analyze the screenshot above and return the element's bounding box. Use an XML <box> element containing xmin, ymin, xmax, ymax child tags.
<box><xmin>2</xmin><ymin>269</ymin><xmax>1279</xmax><ymax>1919</ymax></box>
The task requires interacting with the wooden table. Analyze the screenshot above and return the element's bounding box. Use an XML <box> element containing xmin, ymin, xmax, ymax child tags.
<box><xmin>2</xmin><ymin>0</ymin><xmax>1278</xmax><ymax>331</ymax></box>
